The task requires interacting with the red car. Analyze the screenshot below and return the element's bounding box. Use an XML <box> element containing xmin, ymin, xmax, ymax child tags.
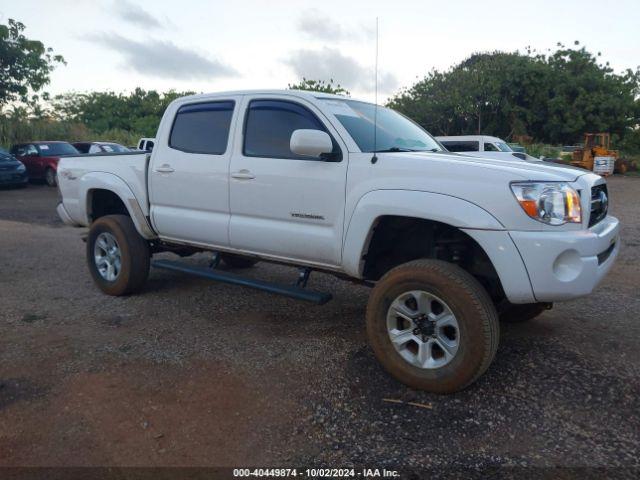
<box><xmin>10</xmin><ymin>141</ymin><xmax>79</xmax><ymax>187</ymax></box>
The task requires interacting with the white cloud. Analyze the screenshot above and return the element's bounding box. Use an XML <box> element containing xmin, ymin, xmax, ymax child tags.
<box><xmin>84</xmin><ymin>33</ymin><xmax>238</xmax><ymax>80</ymax></box>
<box><xmin>285</xmin><ymin>47</ymin><xmax>398</xmax><ymax>94</ymax></box>
<box><xmin>113</xmin><ymin>0</ymin><xmax>163</xmax><ymax>29</ymax></box>
<box><xmin>297</xmin><ymin>9</ymin><xmax>375</xmax><ymax>43</ymax></box>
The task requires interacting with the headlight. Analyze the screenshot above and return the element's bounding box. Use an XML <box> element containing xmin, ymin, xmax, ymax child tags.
<box><xmin>17</xmin><ymin>163</ymin><xmax>26</xmax><ymax>172</ymax></box>
<box><xmin>511</xmin><ymin>182</ymin><xmax>581</xmax><ymax>225</ymax></box>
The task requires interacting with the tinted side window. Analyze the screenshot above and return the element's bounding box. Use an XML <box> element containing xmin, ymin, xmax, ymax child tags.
<box><xmin>484</xmin><ymin>142</ymin><xmax>499</xmax><ymax>151</ymax></box>
<box><xmin>244</xmin><ymin>100</ymin><xmax>329</xmax><ymax>160</ymax></box>
<box><xmin>441</xmin><ymin>141</ymin><xmax>479</xmax><ymax>152</ymax></box>
<box><xmin>170</xmin><ymin>101</ymin><xmax>234</xmax><ymax>154</ymax></box>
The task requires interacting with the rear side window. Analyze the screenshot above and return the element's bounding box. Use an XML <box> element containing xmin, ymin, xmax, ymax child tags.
<box><xmin>74</xmin><ymin>143</ymin><xmax>90</xmax><ymax>153</ymax></box>
<box><xmin>441</xmin><ymin>141</ymin><xmax>479</xmax><ymax>152</ymax></box>
<box><xmin>243</xmin><ymin>99</ymin><xmax>330</xmax><ymax>160</ymax></box>
<box><xmin>170</xmin><ymin>101</ymin><xmax>234</xmax><ymax>154</ymax></box>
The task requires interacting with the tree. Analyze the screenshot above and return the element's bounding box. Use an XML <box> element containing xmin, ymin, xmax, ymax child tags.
<box><xmin>53</xmin><ymin>88</ymin><xmax>194</xmax><ymax>137</ymax></box>
<box><xmin>387</xmin><ymin>45</ymin><xmax>640</xmax><ymax>145</ymax></box>
<box><xmin>0</xmin><ymin>19</ymin><xmax>65</xmax><ymax>110</ymax></box>
<box><xmin>288</xmin><ymin>78</ymin><xmax>350</xmax><ymax>96</ymax></box>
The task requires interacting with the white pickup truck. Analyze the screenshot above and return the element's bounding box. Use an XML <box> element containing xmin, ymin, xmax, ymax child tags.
<box><xmin>57</xmin><ymin>90</ymin><xmax>619</xmax><ymax>393</ymax></box>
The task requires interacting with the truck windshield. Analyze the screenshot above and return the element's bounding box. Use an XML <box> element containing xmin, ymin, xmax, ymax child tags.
<box><xmin>320</xmin><ymin>99</ymin><xmax>442</xmax><ymax>153</ymax></box>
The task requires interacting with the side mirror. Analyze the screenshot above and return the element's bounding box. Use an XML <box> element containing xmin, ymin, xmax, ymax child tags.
<box><xmin>290</xmin><ymin>129</ymin><xmax>333</xmax><ymax>159</ymax></box>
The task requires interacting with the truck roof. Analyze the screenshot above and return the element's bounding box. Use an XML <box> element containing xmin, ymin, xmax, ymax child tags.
<box><xmin>176</xmin><ymin>89</ymin><xmax>353</xmax><ymax>103</ymax></box>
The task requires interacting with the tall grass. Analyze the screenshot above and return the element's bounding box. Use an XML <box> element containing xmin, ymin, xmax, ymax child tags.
<box><xmin>0</xmin><ymin>115</ymin><xmax>142</xmax><ymax>150</ymax></box>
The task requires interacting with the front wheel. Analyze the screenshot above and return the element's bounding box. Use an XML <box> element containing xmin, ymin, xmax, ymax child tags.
<box><xmin>45</xmin><ymin>168</ymin><xmax>57</xmax><ymax>187</ymax></box>
<box><xmin>366</xmin><ymin>259</ymin><xmax>499</xmax><ymax>394</ymax></box>
<box><xmin>87</xmin><ymin>214</ymin><xmax>150</xmax><ymax>296</ymax></box>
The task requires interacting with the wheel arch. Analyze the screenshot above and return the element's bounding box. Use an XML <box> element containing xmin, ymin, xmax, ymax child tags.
<box><xmin>79</xmin><ymin>173</ymin><xmax>157</xmax><ymax>239</ymax></box>
<box><xmin>342</xmin><ymin>190</ymin><xmax>535</xmax><ymax>304</ymax></box>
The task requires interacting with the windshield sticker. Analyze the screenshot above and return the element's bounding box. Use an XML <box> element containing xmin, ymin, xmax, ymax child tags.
<box><xmin>324</xmin><ymin>101</ymin><xmax>360</xmax><ymax>118</ymax></box>
<box><xmin>39</xmin><ymin>145</ymin><xmax>49</xmax><ymax>150</ymax></box>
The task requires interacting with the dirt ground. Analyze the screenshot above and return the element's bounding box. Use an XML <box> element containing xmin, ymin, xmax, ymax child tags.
<box><xmin>0</xmin><ymin>177</ymin><xmax>639</xmax><ymax>475</ymax></box>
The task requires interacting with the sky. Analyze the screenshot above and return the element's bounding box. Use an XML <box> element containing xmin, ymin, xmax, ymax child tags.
<box><xmin>2</xmin><ymin>0</ymin><xmax>639</xmax><ymax>102</ymax></box>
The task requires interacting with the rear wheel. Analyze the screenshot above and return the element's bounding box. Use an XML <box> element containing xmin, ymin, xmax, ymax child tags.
<box><xmin>366</xmin><ymin>259</ymin><xmax>499</xmax><ymax>394</ymax></box>
<box><xmin>87</xmin><ymin>214</ymin><xmax>150</xmax><ymax>296</ymax></box>
<box><xmin>221</xmin><ymin>253</ymin><xmax>259</xmax><ymax>269</ymax></box>
<box><xmin>45</xmin><ymin>168</ymin><xmax>57</xmax><ymax>187</ymax></box>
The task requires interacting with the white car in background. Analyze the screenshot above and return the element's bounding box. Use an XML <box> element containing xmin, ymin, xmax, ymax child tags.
<box><xmin>437</xmin><ymin>135</ymin><xmax>540</xmax><ymax>162</ymax></box>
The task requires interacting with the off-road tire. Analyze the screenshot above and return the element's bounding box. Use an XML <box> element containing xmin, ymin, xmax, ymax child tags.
<box><xmin>45</xmin><ymin>168</ymin><xmax>57</xmax><ymax>187</ymax></box>
<box><xmin>366</xmin><ymin>259</ymin><xmax>499</xmax><ymax>394</ymax></box>
<box><xmin>87</xmin><ymin>214</ymin><xmax>150</xmax><ymax>296</ymax></box>
<box><xmin>499</xmin><ymin>302</ymin><xmax>549</xmax><ymax>323</ymax></box>
<box><xmin>221</xmin><ymin>253</ymin><xmax>259</xmax><ymax>269</ymax></box>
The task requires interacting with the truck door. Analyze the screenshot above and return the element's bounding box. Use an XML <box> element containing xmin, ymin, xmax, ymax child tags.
<box><xmin>148</xmin><ymin>98</ymin><xmax>239</xmax><ymax>247</ymax></box>
<box><xmin>228</xmin><ymin>96</ymin><xmax>348</xmax><ymax>266</ymax></box>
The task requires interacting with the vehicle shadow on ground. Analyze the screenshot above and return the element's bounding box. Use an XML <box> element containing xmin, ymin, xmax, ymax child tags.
<box><xmin>297</xmin><ymin>323</ymin><xmax>640</xmax><ymax>467</ymax></box>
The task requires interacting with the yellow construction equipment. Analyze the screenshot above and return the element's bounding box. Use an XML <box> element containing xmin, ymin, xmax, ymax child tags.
<box><xmin>570</xmin><ymin>133</ymin><xmax>626</xmax><ymax>175</ymax></box>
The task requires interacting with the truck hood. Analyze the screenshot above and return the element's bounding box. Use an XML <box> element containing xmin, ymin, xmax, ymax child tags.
<box><xmin>396</xmin><ymin>150</ymin><xmax>588</xmax><ymax>182</ymax></box>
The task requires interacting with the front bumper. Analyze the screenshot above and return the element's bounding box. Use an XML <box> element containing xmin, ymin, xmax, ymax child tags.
<box><xmin>510</xmin><ymin>216</ymin><xmax>620</xmax><ymax>302</ymax></box>
<box><xmin>56</xmin><ymin>202</ymin><xmax>77</xmax><ymax>226</ymax></box>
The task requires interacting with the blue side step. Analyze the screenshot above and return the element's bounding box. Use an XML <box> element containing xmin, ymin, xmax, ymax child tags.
<box><xmin>152</xmin><ymin>259</ymin><xmax>333</xmax><ymax>305</ymax></box>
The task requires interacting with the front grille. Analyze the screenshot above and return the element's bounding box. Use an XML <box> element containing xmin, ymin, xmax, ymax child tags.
<box><xmin>589</xmin><ymin>184</ymin><xmax>609</xmax><ymax>227</ymax></box>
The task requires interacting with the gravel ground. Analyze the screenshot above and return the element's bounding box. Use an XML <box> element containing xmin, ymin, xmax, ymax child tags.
<box><xmin>0</xmin><ymin>178</ymin><xmax>639</xmax><ymax>476</ymax></box>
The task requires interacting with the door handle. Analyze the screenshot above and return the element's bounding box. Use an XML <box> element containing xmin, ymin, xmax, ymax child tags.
<box><xmin>231</xmin><ymin>169</ymin><xmax>255</xmax><ymax>180</ymax></box>
<box><xmin>155</xmin><ymin>164</ymin><xmax>175</xmax><ymax>173</ymax></box>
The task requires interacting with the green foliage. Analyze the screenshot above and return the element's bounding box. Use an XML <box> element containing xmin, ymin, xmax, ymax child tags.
<box><xmin>0</xmin><ymin>88</ymin><xmax>194</xmax><ymax>148</ymax></box>
<box><xmin>288</xmin><ymin>78</ymin><xmax>350</xmax><ymax>96</ymax></box>
<box><xmin>525</xmin><ymin>143</ymin><xmax>562</xmax><ymax>159</ymax></box>
<box><xmin>52</xmin><ymin>88</ymin><xmax>194</xmax><ymax>137</ymax></box>
<box><xmin>388</xmin><ymin>44</ymin><xmax>640</xmax><ymax>146</ymax></box>
<box><xmin>619</xmin><ymin>128</ymin><xmax>640</xmax><ymax>155</ymax></box>
<box><xmin>0</xmin><ymin>18</ymin><xmax>65</xmax><ymax>109</ymax></box>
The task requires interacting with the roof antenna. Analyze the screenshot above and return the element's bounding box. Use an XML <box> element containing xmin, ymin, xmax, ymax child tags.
<box><xmin>371</xmin><ymin>17</ymin><xmax>379</xmax><ymax>164</ymax></box>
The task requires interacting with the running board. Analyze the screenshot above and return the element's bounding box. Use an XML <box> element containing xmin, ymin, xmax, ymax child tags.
<box><xmin>152</xmin><ymin>259</ymin><xmax>332</xmax><ymax>305</ymax></box>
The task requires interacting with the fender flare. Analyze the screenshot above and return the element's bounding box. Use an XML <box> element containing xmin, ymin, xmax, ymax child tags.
<box><xmin>79</xmin><ymin>172</ymin><xmax>157</xmax><ymax>239</ymax></box>
<box><xmin>341</xmin><ymin>189</ymin><xmax>535</xmax><ymax>303</ymax></box>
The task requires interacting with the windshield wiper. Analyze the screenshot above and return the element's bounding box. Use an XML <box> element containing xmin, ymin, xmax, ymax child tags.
<box><xmin>375</xmin><ymin>147</ymin><xmax>441</xmax><ymax>153</ymax></box>
<box><xmin>375</xmin><ymin>147</ymin><xmax>418</xmax><ymax>152</ymax></box>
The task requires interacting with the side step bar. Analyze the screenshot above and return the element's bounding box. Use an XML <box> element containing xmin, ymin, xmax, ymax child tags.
<box><xmin>152</xmin><ymin>259</ymin><xmax>332</xmax><ymax>305</ymax></box>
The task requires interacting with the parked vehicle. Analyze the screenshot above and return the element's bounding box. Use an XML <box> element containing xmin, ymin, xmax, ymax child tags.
<box><xmin>137</xmin><ymin>138</ymin><xmax>155</xmax><ymax>152</ymax></box>
<box><xmin>508</xmin><ymin>143</ymin><xmax>526</xmax><ymax>153</ymax></box>
<box><xmin>11</xmin><ymin>141</ymin><xmax>79</xmax><ymax>187</ymax></box>
<box><xmin>437</xmin><ymin>135</ymin><xmax>513</xmax><ymax>153</ymax></box>
<box><xmin>437</xmin><ymin>135</ymin><xmax>541</xmax><ymax>162</ymax></box>
<box><xmin>570</xmin><ymin>133</ymin><xmax>622</xmax><ymax>176</ymax></box>
<box><xmin>73</xmin><ymin>142</ymin><xmax>131</xmax><ymax>154</ymax></box>
<box><xmin>56</xmin><ymin>90</ymin><xmax>619</xmax><ymax>393</ymax></box>
<box><xmin>0</xmin><ymin>147</ymin><xmax>29</xmax><ymax>188</ymax></box>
